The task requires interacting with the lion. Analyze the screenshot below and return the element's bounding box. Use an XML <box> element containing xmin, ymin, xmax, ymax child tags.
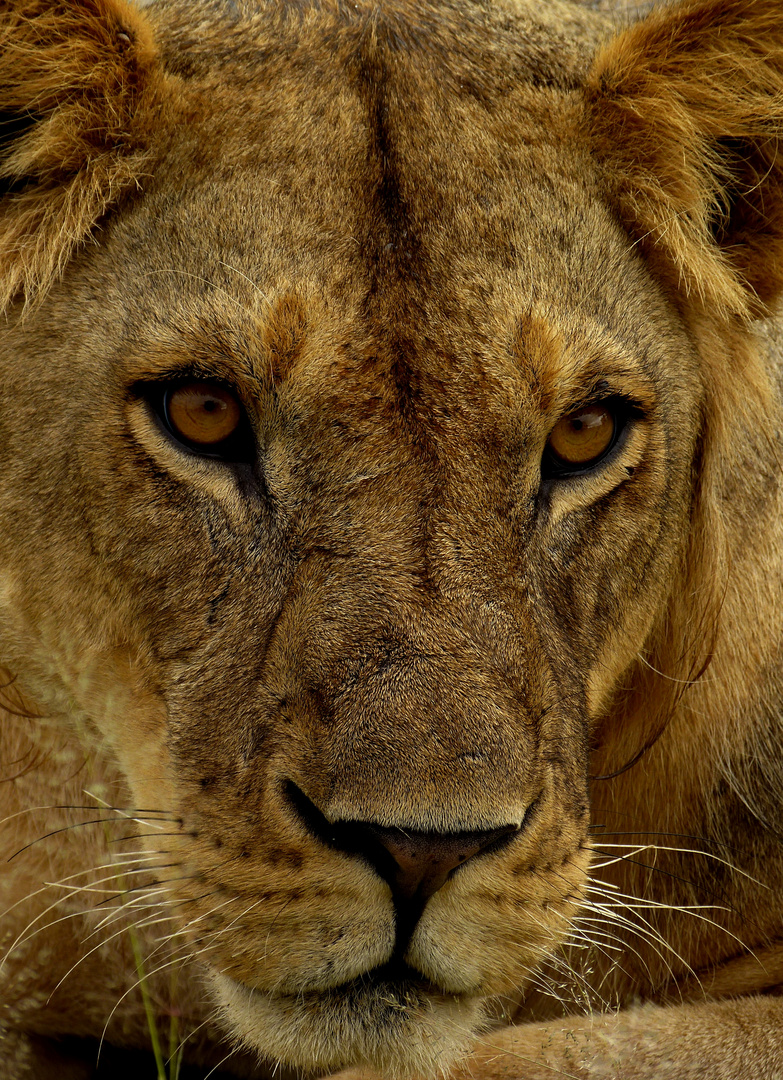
<box><xmin>2</xmin><ymin>0</ymin><xmax>783</xmax><ymax>1076</ymax></box>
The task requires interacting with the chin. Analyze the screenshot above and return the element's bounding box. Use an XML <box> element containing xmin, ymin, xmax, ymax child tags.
<box><xmin>210</xmin><ymin>966</ymin><xmax>486</xmax><ymax>1078</ymax></box>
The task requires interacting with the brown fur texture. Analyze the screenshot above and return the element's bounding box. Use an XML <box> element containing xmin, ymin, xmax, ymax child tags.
<box><xmin>0</xmin><ymin>0</ymin><xmax>165</xmax><ymax>311</ymax></box>
<box><xmin>2</xmin><ymin>0</ymin><xmax>783</xmax><ymax>1077</ymax></box>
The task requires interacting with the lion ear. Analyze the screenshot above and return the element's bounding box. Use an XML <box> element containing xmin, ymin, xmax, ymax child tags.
<box><xmin>0</xmin><ymin>0</ymin><xmax>162</xmax><ymax>312</ymax></box>
<box><xmin>587</xmin><ymin>0</ymin><xmax>783</xmax><ymax>321</ymax></box>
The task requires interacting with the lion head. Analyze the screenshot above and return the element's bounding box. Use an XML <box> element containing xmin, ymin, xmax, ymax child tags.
<box><xmin>2</xmin><ymin>0</ymin><xmax>783</xmax><ymax>1076</ymax></box>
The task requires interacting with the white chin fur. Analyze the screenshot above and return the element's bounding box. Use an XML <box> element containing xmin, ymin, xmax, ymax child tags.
<box><xmin>211</xmin><ymin>969</ymin><xmax>485</xmax><ymax>1078</ymax></box>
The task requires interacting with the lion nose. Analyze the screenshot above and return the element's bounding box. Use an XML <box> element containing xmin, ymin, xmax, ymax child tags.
<box><xmin>354</xmin><ymin>823</ymin><xmax>519</xmax><ymax>901</ymax></box>
<box><xmin>284</xmin><ymin>781</ymin><xmax>520</xmax><ymax>902</ymax></box>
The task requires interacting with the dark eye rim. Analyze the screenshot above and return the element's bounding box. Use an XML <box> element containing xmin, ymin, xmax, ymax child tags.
<box><xmin>141</xmin><ymin>379</ymin><xmax>256</xmax><ymax>463</ymax></box>
<box><xmin>540</xmin><ymin>397</ymin><xmax>640</xmax><ymax>481</ymax></box>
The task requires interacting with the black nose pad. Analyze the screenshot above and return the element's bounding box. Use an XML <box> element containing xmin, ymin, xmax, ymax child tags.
<box><xmin>352</xmin><ymin>822</ymin><xmax>520</xmax><ymax>901</ymax></box>
<box><xmin>283</xmin><ymin>781</ymin><xmax>520</xmax><ymax>903</ymax></box>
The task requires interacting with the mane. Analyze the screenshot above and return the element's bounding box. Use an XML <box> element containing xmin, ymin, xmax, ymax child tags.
<box><xmin>593</xmin><ymin>311</ymin><xmax>783</xmax><ymax>843</ymax></box>
<box><xmin>0</xmin><ymin>0</ymin><xmax>163</xmax><ymax>313</ymax></box>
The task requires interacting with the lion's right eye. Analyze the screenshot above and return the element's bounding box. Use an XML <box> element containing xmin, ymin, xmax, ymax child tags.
<box><xmin>149</xmin><ymin>381</ymin><xmax>255</xmax><ymax>462</ymax></box>
<box><xmin>165</xmin><ymin>383</ymin><xmax>241</xmax><ymax>445</ymax></box>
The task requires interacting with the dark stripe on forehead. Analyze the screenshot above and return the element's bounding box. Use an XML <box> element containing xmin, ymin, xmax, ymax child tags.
<box><xmin>354</xmin><ymin>23</ymin><xmax>427</xmax><ymax>289</ymax></box>
<box><xmin>352</xmin><ymin>23</ymin><xmax>440</xmax><ymax>455</ymax></box>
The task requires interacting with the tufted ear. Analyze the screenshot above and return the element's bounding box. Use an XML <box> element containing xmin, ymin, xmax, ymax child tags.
<box><xmin>0</xmin><ymin>0</ymin><xmax>163</xmax><ymax>312</ymax></box>
<box><xmin>586</xmin><ymin>0</ymin><xmax>783</xmax><ymax>322</ymax></box>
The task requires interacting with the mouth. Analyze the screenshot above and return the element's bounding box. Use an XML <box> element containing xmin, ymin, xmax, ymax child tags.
<box><xmin>211</xmin><ymin>960</ymin><xmax>485</xmax><ymax>1075</ymax></box>
<box><xmin>225</xmin><ymin>959</ymin><xmax>474</xmax><ymax>1019</ymax></box>
<box><xmin>307</xmin><ymin>959</ymin><xmax>470</xmax><ymax>1004</ymax></box>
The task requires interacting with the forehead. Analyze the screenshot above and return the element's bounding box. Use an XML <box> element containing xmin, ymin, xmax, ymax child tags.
<box><xmin>92</xmin><ymin>0</ymin><xmax>685</xmax><ymax>424</ymax></box>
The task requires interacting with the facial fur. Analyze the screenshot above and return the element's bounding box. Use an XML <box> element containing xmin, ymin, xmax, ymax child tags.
<box><xmin>2</xmin><ymin>0</ymin><xmax>783</xmax><ymax>1077</ymax></box>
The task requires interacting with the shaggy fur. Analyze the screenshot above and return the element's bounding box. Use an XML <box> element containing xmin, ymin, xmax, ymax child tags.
<box><xmin>1</xmin><ymin>0</ymin><xmax>783</xmax><ymax>1077</ymax></box>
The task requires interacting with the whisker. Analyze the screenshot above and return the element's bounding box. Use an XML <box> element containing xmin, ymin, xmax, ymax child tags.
<box><xmin>574</xmin><ymin>899</ymin><xmax>687</xmax><ymax>975</ymax></box>
<box><xmin>97</xmin><ymin>944</ymin><xmax>205</xmax><ymax>1067</ymax></box>
<box><xmin>1</xmin><ymin>864</ymin><xmax>178</xmax><ymax>966</ymax></box>
<box><xmin>47</xmin><ymin>912</ymin><xmax>177</xmax><ymax>1005</ymax></box>
<box><xmin>591</xmin><ymin>842</ymin><xmax>766</xmax><ymax>887</ymax></box>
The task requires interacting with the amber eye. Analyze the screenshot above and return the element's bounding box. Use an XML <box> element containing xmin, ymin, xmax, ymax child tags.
<box><xmin>156</xmin><ymin>381</ymin><xmax>251</xmax><ymax>460</ymax></box>
<box><xmin>164</xmin><ymin>382</ymin><xmax>240</xmax><ymax>445</ymax></box>
<box><xmin>544</xmin><ymin>403</ymin><xmax>617</xmax><ymax>475</ymax></box>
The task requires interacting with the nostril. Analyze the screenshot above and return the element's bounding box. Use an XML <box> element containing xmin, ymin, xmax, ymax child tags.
<box><xmin>283</xmin><ymin>780</ymin><xmax>520</xmax><ymax>902</ymax></box>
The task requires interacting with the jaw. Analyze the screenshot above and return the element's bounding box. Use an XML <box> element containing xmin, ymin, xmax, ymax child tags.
<box><xmin>211</xmin><ymin>969</ymin><xmax>486</xmax><ymax>1078</ymax></box>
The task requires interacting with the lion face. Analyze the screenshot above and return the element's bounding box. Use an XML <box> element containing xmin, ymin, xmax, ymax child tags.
<box><xmin>2</xmin><ymin>0</ymin><xmax>767</xmax><ymax>1074</ymax></box>
<box><xmin>1</xmin><ymin>163</ymin><xmax>697</xmax><ymax>1077</ymax></box>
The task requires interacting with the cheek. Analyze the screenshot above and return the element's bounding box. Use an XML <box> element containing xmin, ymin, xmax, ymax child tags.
<box><xmin>532</xmin><ymin>462</ymin><xmax>693</xmax><ymax>718</ymax></box>
<box><xmin>63</xmin><ymin>649</ymin><xmax>174</xmax><ymax>810</ymax></box>
<box><xmin>110</xmin><ymin>703</ymin><xmax>173</xmax><ymax>810</ymax></box>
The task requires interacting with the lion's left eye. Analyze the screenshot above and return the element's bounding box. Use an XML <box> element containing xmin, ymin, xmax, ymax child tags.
<box><xmin>542</xmin><ymin>402</ymin><xmax>620</xmax><ymax>477</ymax></box>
